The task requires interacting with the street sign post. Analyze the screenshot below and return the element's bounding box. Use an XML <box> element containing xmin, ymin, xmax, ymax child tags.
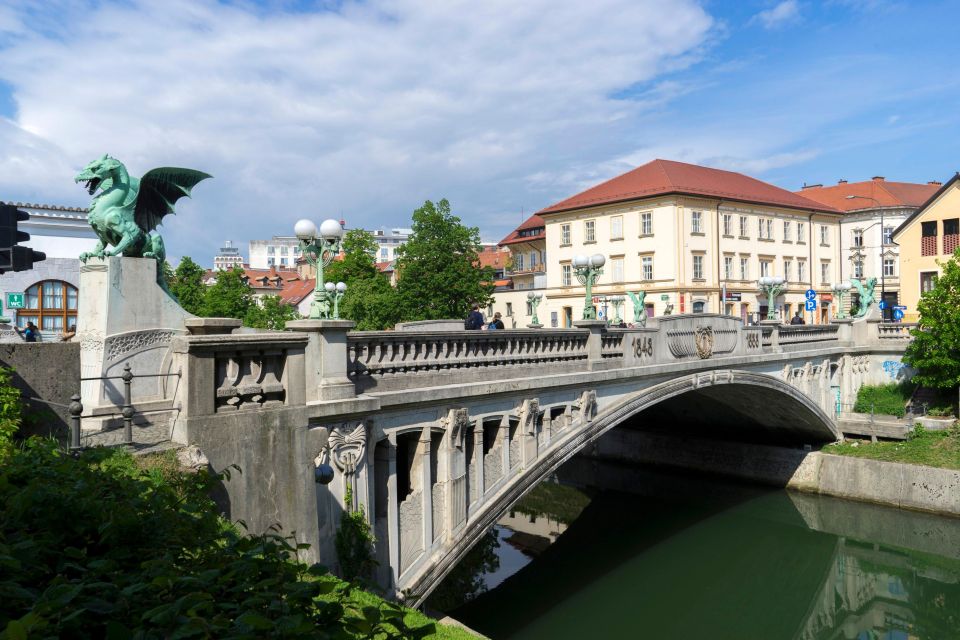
<box><xmin>805</xmin><ymin>300</ymin><xmax>817</xmax><ymax>312</ymax></box>
<box><xmin>805</xmin><ymin>289</ymin><xmax>817</xmax><ymax>301</ymax></box>
<box><xmin>879</xmin><ymin>301</ymin><xmax>887</xmax><ymax>310</ymax></box>
<box><xmin>6</xmin><ymin>292</ymin><xmax>24</xmax><ymax>309</ymax></box>
<box><xmin>893</xmin><ymin>309</ymin><xmax>905</xmax><ymax>321</ymax></box>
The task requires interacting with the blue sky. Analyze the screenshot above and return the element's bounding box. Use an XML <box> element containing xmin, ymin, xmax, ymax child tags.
<box><xmin>0</xmin><ymin>0</ymin><xmax>957</xmax><ymax>264</ymax></box>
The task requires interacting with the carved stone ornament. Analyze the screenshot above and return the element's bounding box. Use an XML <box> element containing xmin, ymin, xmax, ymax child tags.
<box><xmin>105</xmin><ymin>329</ymin><xmax>175</xmax><ymax>363</ymax></box>
<box><xmin>633</xmin><ymin>335</ymin><xmax>654</xmax><ymax>358</ymax></box>
<box><xmin>746</xmin><ymin>331</ymin><xmax>760</xmax><ymax>349</ymax></box>
<box><xmin>315</xmin><ymin>423</ymin><xmax>366</xmax><ymax>475</ymax></box>
<box><xmin>577</xmin><ymin>390</ymin><xmax>598</xmax><ymax>423</ymax></box>
<box><xmin>441</xmin><ymin>408</ymin><xmax>470</xmax><ymax>449</ymax></box>
<box><xmin>694</xmin><ymin>326</ymin><xmax>714</xmax><ymax>359</ymax></box>
<box><xmin>518</xmin><ymin>398</ymin><xmax>540</xmax><ymax>435</ymax></box>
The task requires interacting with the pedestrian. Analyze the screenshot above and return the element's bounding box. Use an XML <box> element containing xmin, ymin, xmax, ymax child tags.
<box><xmin>465</xmin><ymin>304</ymin><xmax>484</xmax><ymax>330</ymax></box>
<box><xmin>488</xmin><ymin>312</ymin><xmax>504</xmax><ymax>330</ymax></box>
<box><xmin>790</xmin><ymin>312</ymin><xmax>805</xmax><ymax>325</ymax></box>
<box><xmin>15</xmin><ymin>321</ymin><xmax>40</xmax><ymax>342</ymax></box>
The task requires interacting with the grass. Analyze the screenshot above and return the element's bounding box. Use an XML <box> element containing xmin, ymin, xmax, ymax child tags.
<box><xmin>853</xmin><ymin>382</ymin><xmax>915</xmax><ymax>417</ymax></box>
<box><xmin>823</xmin><ymin>424</ymin><xmax>960</xmax><ymax>470</ymax></box>
<box><xmin>337</xmin><ymin>584</ymin><xmax>479</xmax><ymax>640</ymax></box>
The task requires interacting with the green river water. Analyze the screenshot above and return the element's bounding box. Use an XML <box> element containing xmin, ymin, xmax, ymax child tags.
<box><xmin>432</xmin><ymin>465</ymin><xmax>960</xmax><ymax>640</ymax></box>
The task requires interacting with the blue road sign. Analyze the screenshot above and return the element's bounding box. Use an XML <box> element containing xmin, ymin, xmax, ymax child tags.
<box><xmin>894</xmin><ymin>305</ymin><xmax>907</xmax><ymax>311</ymax></box>
<box><xmin>879</xmin><ymin>301</ymin><xmax>887</xmax><ymax>310</ymax></box>
<box><xmin>805</xmin><ymin>289</ymin><xmax>817</xmax><ymax>301</ymax></box>
<box><xmin>894</xmin><ymin>309</ymin><xmax>905</xmax><ymax>320</ymax></box>
<box><xmin>805</xmin><ymin>300</ymin><xmax>817</xmax><ymax>312</ymax></box>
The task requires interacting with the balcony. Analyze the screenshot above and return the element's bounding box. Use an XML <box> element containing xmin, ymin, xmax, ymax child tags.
<box><xmin>506</xmin><ymin>264</ymin><xmax>546</xmax><ymax>277</ymax></box>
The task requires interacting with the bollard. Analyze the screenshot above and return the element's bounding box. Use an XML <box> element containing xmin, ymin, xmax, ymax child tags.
<box><xmin>121</xmin><ymin>363</ymin><xmax>134</xmax><ymax>446</ymax></box>
<box><xmin>68</xmin><ymin>394</ymin><xmax>83</xmax><ymax>454</ymax></box>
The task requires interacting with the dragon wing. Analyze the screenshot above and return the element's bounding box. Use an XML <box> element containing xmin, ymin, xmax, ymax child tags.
<box><xmin>134</xmin><ymin>167</ymin><xmax>212</xmax><ymax>233</ymax></box>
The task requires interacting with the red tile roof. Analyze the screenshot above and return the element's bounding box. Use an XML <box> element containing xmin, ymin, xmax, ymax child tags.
<box><xmin>794</xmin><ymin>178</ymin><xmax>940</xmax><ymax>212</ymax></box>
<box><xmin>499</xmin><ymin>214</ymin><xmax>546</xmax><ymax>246</ymax></box>
<box><xmin>476</xmin><ymin>246</ymin><xmax>510</xmax><ymax>269</ymax></box>
<box><xmin>277</xmin><ymin>278</ymin><xmax>315</xmax><ymax>305</ymax></box>
<box><xmin>538</xmin><ymin>159</ymin><xmax>840</xmax><ymax>215</ymax></box>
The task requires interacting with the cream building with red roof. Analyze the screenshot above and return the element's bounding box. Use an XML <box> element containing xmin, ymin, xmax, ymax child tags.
<box><xmin>523</xmin><ymin>159</ymin><xmax>846</xmax><ymax>326</ymax></box>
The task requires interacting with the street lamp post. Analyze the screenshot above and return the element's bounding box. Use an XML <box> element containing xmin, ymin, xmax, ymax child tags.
<box><xmin>295</xmin><ymin>218</ymin><xmax>345</xmax><ymax>319</ymax></box>
<box><xmin>758</xmin><ymin>276</ymin><xmax>786</xmax><ymax>321</ymax></box>
<box><xmin>526</xmin><ymin>292</ymin><xmax>542</xmax><ymax>326</ymax></box>
<box><xmin>846</xmin><ymin>194</ymin><xmax>887</xmax><ymax>319</ymax></box>
<box><xmin>609</xmin><ymin>295</ymin><xmax>625</xmax><ymax>325</ymax></box>
<box><xmin>572</xmin><ymin>254</ymin><xmax>605</xmax><ymax>320</ymax></box>
<box><xmin>831</xmin><ymin>281</ymin><xmax>853</xmax><ymax>320</ymax></box>
<box><xmin>325</xmin><ymin>281</ymin><xmax>347</xmax><ymax>319</ymax></box>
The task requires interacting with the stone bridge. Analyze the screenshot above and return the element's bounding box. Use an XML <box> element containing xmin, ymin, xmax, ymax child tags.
<box><xmin>137</xmin><ymin>310</ymin><xmax>912</xmax><ymax>605</ymax></box>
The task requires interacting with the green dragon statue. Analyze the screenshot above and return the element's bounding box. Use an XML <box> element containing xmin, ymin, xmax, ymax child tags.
<box><xmin>627</xmin><ymin>291</ymin><xmax>647</xmax><ymax>326</ymax></box>
<box><xmin>851</xmin><ymin>277</ymin><xmax>877</xmax><ymax>318</ymax></box>
<box><xmin>75</xmin><ymin>155</ymin><xmax>211</xmax><ymax>287</ymax></box>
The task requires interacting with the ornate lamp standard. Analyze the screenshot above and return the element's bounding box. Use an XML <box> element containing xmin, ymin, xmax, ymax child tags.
<box><xmin>526</xmin><ymin>291</ymin><xmax>542</xmax><ymax>327</ymax></box>
<box><xmin>294</xmin><ymin>218</ymin><xmax>344</xmax><ymax>319</ymax></box>
<box><xmin>758</xmin><ymin>275</ymin><xmax>786</xmax><ymax>321</ymax></box>
<box><xmin>609</xmin><ymin>295</ymin><xmax>625</xmax><ymax>324</ymax></box>
<box><xmin>572</xmin><ymin>254</ymin><xmax>605</xmax><ymax>320</ymax></box>
<box><xmin>831</xmin><ymin>281</ymin><xmax>853</xmax><ymax>320</ymax></box>
<box><xmin>325</xmin><ymin>281</ymin><xmax>347</xmax><ymax>319</ymax></box>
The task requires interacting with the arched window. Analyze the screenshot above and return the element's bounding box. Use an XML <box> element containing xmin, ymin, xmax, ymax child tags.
<box><xmin>16</xmin><ymin>280</ymin><xmax>78</xmax><ymax>332</ymax></box>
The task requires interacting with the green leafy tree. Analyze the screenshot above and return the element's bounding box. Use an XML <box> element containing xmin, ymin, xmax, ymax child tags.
<box><xmin>169</xmin><ymin>256</ymin><xmax>206</xmax><ymax>315</ymax></box>
<box><xmin>244</xmin><ymin>295</ymin><xmax>301</xmax><ymax>330</ymax></box>
<box><xmin>395</xmin><ymin>199</ymin><xmax>494</xmax><ymax>321</ymax></box>
<box><xmin>904</xmin><ymin>248</ymin><xmax>960</xmax><ymax>391</ymax></box>
<box><xmin>325</xmin><ymin>230</ymin><xmax>401</xmax><ymax>330</ymax></box>
<box><xmin>201</xmin><ymin>266</ymin><xmax>254</xmax><ymax>319</ymax></box>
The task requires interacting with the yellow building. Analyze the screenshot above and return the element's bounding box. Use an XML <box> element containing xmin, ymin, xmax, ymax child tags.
<box><xmin>892</xmin><ymin>173</ymin><xmax>960</xmax><ymax>322</ymax></box>
<box><xmin>531</xmin><ymin>159</ymin><xmax>844</xmax><ymax>326</ymax></box>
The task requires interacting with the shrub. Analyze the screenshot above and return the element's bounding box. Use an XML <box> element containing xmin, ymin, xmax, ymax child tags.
<box><xmin>853</xmin><ymin>382</ymin><xmax>914</xmax><ymax>418</ymax></box>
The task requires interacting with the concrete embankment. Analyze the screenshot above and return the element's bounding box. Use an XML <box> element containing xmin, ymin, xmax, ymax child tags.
<box><xmin>588</xmin><ymin>430</ymin><xmax>960</xmax><ymax>517</ymax></box>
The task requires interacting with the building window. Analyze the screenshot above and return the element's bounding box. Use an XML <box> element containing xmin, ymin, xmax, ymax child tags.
<box><xmin>853</xmin><ymin>262</ymin><xmax>863</xmax><ymax>278</ymax></box>
<box><xmin>267</xmin><ymin>257</ymin><xmax>275</xmax><ymax>266</ymax></box>
<box><xmin>561</xmin><ymin>264</ymin><xmax>572</xmax><ymax>286</ymax></box>
<box><xmin>293</xmin><ymin>246</ymin><xmax>301</xmax><ymax>256</ymax></box>
<box><xmin>611</xmin><ymin>216</ymin><xmax>623</xmax><ymax>240</ymax></box>
<box><xmin>883</xmin><ymin>226</ymin><xmax>893</xmax><ymax>246</ymax></box>
<box><xmin>692</xmin><ymin>301</ymin><xmax>705</xmax><ymax>313</ymax></box>
<box><xmin>921</xmin><ymin>221</ymin><xmax>938</xmax><ymax>256</ymax></box>
<box><xmin>920</xmin><ymin>271</ymin><xmax>938</xmax><ymax>293</ymax></box>
<box><xmin>691</xmin><ymin>211</ymin><xmax>702</xmax><ymax>234</ymax></box>
<box><xmin>797</xmin><ymin>222</ymin><xmax>806</xmax><ymax>243</ymax></box>
<box><xmin>280</xmin><ymin>258</ymin><xmax>288</xmax><ymax>266</ymax></box>
<box><xmin>783</xmin><ymin>259</ymin><xmax>792</xmax><ymax>281</ymax></box>
<box><xmin>280</xmin><ymin>246</ymin><xmax>288</xmax><ymax>255</ymax></box>
<box><xmin>820</xmin><ymin>225</ymin><xmax>829</xmax><ymax>246</ymax></box>
<box><xmin>641</xmin><ymin>256</ymin><xmax>653</xmax><ymax>281</ymax></box>
<box><xmin>759</xmin><ymin>218</ymin><xmax>773</xmax><ymax>239</ymax></box>
<box><xmin>853</xmin><ymin>229</ymin><xmax>863</xmax><ymax>247</ymax></box>
<box><xmin>506</xmin><ymin>302</ymin><xmax>513</xmax><ymax>317</ymax></box>
<box><xmin>17</xmin><ymin>280</ymin><xmax>78</xmax><ymax>332</ymax></box>
<box><xmin>783</xmin><ymin>221</ymin><xmax>791</xmax><ymax>242</ymax></box>
<box><xmin>516</xmin><ymin>253</ymin><xmax>525</xmax><ymax>271</ymax></box>
<box><xmin>821</xmin><ymin>262</ymin><xmax>830</xmax><ymax>284</ymax></box>
<box><xmin>883</xmin><ymin>258</ymin><xmax>895</xmax><ymax>277</ymax></box>
<box><xmin>529</xmin><ymin>251</ymin><xmax>538</xmax><ymax>269</ymax></box>
<box><xmin>766</xmin><ymin>219</ymin><xmax>774</xmax><ymax>240</ymax></box>
<box><xmin>380</xmin><ymin>248</ymin><xmax>388</xmax><ymax>260</ymax></box>
<box><xmin>739</xmin><ymin>257</ymin><xmax>749</xmax><ymax>280</ymax></box>
<box><xmin>693</xmin><ymin>255</ymin><xmax>704</xmax><ymax>280</ymax></box>
<box><xmin>759</xmin><ymin>260</ymin><xmax>771</xmax><ymax>278</ymax></box>
<box><xmin>722</xmin><ymin>214</ymin><xmax>732</xmax><ymax>236</ymax></box>
<box><xmin>944</xmin><ymin>219</ymin><xmax>959</xmax><ymax>254</ymax></box>
<box><xmin>640</xmin><ymin>212</ymin><xmax>653</xmax><ymax>235</ymax></box>
<box><xmin>561</xmin><ymin>224</ymin><xmax>571</xmax><ymax>245</ymax></box>
<box><xmin>610</xmin><ymin>256</ymin><xmax>624</xmax><ymax>282</ymax></box>
<box><xmin>798</xmin><ymin>260</ymin><xmax>807</xmax><ymax>282</ymax></box>
<box><xmin>584</xmin><ymin>220</ymin><xmax>596</xmax><ymax>243</ymax></box>
<box><xmin>724</xmin><ymin>256</ymin><xmax>733</xmax><ymax>280</ymax></box>
<box><xmin>739</xmin><ymin>216</ymin><xmax>749</xmax><ymax>238</ymax></box>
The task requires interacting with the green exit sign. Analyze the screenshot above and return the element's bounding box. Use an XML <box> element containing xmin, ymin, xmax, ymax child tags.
<box><xmin>660</xmin><ymin>294</ymin><xmax>669</xmax><ymax>301</ymax></box>
<box><xmin>6</xmin><ymin>293</ymin><xmax>24</xmax><ymax>309</ymax></box>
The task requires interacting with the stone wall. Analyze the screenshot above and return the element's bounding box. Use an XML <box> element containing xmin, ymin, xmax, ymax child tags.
<box><xmin>0</xmin><ymin>342</ymin><xmax>80</xmax><ymax>438</ymax></box>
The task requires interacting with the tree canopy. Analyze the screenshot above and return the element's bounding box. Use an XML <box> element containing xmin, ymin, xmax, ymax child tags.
<box><xmin>324</xmin><ymin>230</ymin><xmax>401</xmax><ymax>330</ymax></box>
<box><xmin>394</xmin><ymin>199</ymin><xmax>494</xmax><ymax>321</ymax></box>
<box><xmin>244</xmin><ymin>295</ymin><xmax>301</xmax><ymax>330</ymax></box>
<box><xmin>904</xmin><ymin>248</ymin><xmax>960</xmax><ymax>389</ymax></box>
<box><xmin>201</xmin><ymin>266</ymin><xmax>255</xmax><ymax>320</ymax></box>
<box><xmin>169</xmin><ymin>256</ymin><xmax>206</xmax><ymax>316</ymax></box>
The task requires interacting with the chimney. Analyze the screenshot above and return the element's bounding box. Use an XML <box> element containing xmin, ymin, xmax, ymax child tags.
<box><xmin>929</xmin><ymin>180</ymin><xmax>942</xmax><ymax>186</ymax></box>
<box><xmin>838</xmin><ymin>179</ymin><xmax>847</xmax><ymax>184</ymax></box>
<box><xmin>872</xmin><ymin>176</ymin><xmax>885</xmax><ymax>182</ymax></box>
<box><xmin>800</xmin><ymin>182</ymin><xmax>823</xmax><ymax>189</ymax></box>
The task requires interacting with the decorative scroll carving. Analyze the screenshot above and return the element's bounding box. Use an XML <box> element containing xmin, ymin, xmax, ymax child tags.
<box><xmin>214</xmin><ymin>351</ymin><xmax>287</xmax><ymax>411</ymax></box>
<box><xmin>105</xmin><ymin>329</ymin><xmax>175</xmax><ymax>363</ymax></box>
<box><xmin>518</xmin><ymin>398</ymin><xmax>540</xmax><ymax>436</ymax></box>
<box><xmin>316</xmin><ymin>423</ymin><xmax>367</xmax><ymax>474</ymax></box>
<box><xmin>79</xmin><ymin>331</ymin><xmax>106</xmax><ymax>353</ymax></box>
<box><xmin>441</xmin><ymin>408</ymin><xmax>470</xmax><ymax>449</ymax></box>
<box><xmin>746</xmin><ymin>331</ymin><xmax>760</xmax><ymax>349</ymax></box>
<box><xmin>576</xmin><ymin>390</ymin><xmax>598</xmax><ymax>423</ymax></box>
<box><xmin>694</xmin><ymin>326</ymin><xmax>714</xmax><ymax>359</ymax></box>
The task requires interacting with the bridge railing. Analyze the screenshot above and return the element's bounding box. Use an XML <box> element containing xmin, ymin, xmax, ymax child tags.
<box><xmin>778</xmin><ymin>324</ymin><xmax>840</xmax><ymax>345</ymax></box>
<box><xmin>878</xmin><ymin>322</ymin><xmax>917</xmax><ymax>340</ymax></box>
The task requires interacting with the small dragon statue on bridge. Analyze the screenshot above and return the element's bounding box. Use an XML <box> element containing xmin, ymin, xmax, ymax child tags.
<box><xmin>627</xmin><ymin>291</ymin><xmax>647</xmax><ymax>326</ymax></box>
<box><xmin>851</xmin><ymin>277</ymin><xmax>877</xmax><ymax>318</ymax></box>
<box><xmin>75</xmin><ymin>155</ymin><xmax>211</xmax><ymax>288</ymax></box>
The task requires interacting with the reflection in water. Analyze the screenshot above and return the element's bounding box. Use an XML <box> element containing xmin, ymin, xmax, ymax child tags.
<box><xmin>434</xmin><ymin>467</ymin><xmax>960</xmax><ymax>640</ymax></box>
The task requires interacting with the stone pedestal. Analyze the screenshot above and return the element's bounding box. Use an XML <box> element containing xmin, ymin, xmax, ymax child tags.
<box><xmin>573</xmin><ymin>319</ymin><xmax>607</xmax><ymax>369</ymax></box>
<box><xmin>760</xmin><ymin>319</ymin><xmax>781</xmax><ymax>352</ymax></box>
<box><xmin>287</xmin><ymin>319</ymin><xmax>356</xmax><ymax>402</ymax></box>
<box><xmin>77</xmin><ymin>257</ymin><xmax>192</xmax><ymax>425</ymax></box>
<box><xmin>526</xmin><ymin>323</ymin><xmax>543</xmax><ymax>329</ymax></box>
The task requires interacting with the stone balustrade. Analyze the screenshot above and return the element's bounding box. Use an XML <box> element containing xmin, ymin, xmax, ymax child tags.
<box><xmin>878</xmin><ymin>323</ymin><xmax>918</xmax><ymax>340</ymax></box>
<box><xmin>778</xmin><ymin>324</ymin><xmax>841</xmax><ymax>345</ymax></box>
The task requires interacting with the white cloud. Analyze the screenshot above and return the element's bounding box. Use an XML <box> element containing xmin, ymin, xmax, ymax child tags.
<box><xmin>750</xmin><ymin>1</ymin><xmax>801</xmax><ymax>30</ymax></box>
<box><xmin>0</xmin><ymin>0</ymin><xmax>714</xmax><ymax>260</ymax></box>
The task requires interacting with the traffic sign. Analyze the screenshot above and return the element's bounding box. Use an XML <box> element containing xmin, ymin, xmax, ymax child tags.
<box><xmin>805</xmin><ymin>300</ymin><xmax>817</xmax><ymax>312</ymax></box>
<box><xmin>894</xmin><ymin>305</ymin><xmax>907</xmax><ymax>311</ymax></box>
<box><xmin>894</xmin><ymin>309</ymin><xmax>905</xmax><ymax>321</ymax></box>
<box><xmin>6</xmin><ymin>293</ymin><xmax>23</xmax><ymax>309</ymax></box>
<box><xmin>879</xmin><ymin>301</ymin><xmax>887</xmax><ymax>310</ymax></box>
<box><xmin>805</xmin><ymin>289</ymin><xmax>817</xmax><ymax>301</ymax></box>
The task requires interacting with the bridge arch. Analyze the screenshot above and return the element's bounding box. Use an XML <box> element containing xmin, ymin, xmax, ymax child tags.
<box><xmin>403</xmin><ymin>369</ymin><xmax>839</xmax><ymax>604</ymax></box>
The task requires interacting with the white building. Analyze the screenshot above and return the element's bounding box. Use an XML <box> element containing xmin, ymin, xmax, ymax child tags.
<box><xmin>213</xmin><ymin>240</ymin><xmax>245</xmax><ymax>270</ymax></box>
<box><xmin>371</xmin><ymin>228</ymin><xmax>412</xmax><ymax>262</ymax></box>
<box><xmin>249</xmin><ymin>236</ymin><xmax>302</xmax><ymax>269</ymax></box>
<box><xmin>0</xmin><ymin>202</ymin><xmax>98</xmax><ymax>337</ymax></box>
